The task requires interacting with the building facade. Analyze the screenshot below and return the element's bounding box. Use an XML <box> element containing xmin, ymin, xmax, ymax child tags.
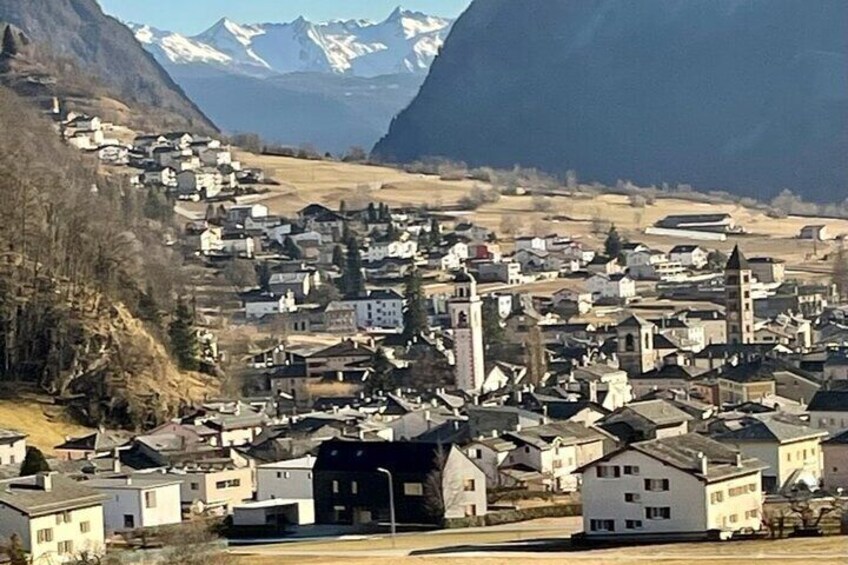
<box><xmin>449</xmin><ymin>271</ymin><xmax>485</xmax><ymax>392</ymax></box>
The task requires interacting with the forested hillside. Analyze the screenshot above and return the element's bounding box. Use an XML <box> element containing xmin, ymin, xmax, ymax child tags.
<box><xmin>374</xmin><ymin>0</ymin><xmax>848</xmax><ymax>202</ymax></box>
<box><xmin>0</xmin><ymin>86</ymin><xmax>217</xmax><ymax>428</ymax></box>
<box><xmin>0</xmin><ymin>0</ymin><xmax>216</xmax><ymax>133</ymax></box>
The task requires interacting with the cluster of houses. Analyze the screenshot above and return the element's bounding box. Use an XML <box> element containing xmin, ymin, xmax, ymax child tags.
<box><xmin>2</xmin><ymin>243</ymin><xmax>848</xmax><ymax>560</ymax></box>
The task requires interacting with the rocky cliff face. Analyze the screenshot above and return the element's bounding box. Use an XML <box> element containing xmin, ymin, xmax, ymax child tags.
<box><xmin>0</xmin><ymin>0</ymin><xmax>216</xmax><ymax>132</ymax></box>
<box><xmin>373</xmin><ymin>0</ymin><xmax>848</xmax><ymax>201</ymax></box>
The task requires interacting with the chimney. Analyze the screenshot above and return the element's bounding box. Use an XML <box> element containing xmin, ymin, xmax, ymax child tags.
<box><xmin>112</xmin><ymin>450</ymin><xmax>122</xmax><ymax>474</ymax></box>
<box><xmin>125</xmin><ymin>476</ymin><xmax>132</xmax><ymax>486</ymax></box>
<box><xmin>35</xmin><ymin>472</ymin><xmax>55</xmax><ymax>492</ymax></box>
<box><xmin>515</xmin><ymin>423</ymin><xmax>522</xmax><ymax>432</ymax></box>
<box><xmin>697</xmin><ymin>452</ymin><xmax>708</xmax><ymax>475</ymax></box>
<box><xmin>735</xmin><ymin>452</ymin><xmax>743</xmax><ymax>468</ymax></box>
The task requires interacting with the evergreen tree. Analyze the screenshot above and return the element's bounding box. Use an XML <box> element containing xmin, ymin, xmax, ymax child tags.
<box><xmin>386</xmin><ymin>222</ymin><xmax>399</xmax><ymax>241</ymax></box>
<box><xmin>283</xmin><ymin>236</ymin><xmax>303</xmax><ymax>260</ymax></box>
<box><xmin>137</xmin><ymin>283</ymin><xmax>161</xmax><ymax>326</ymax></box>
<box><xmin>833</xmin><ymin>244</ymin><xmax>848</xmax><ymax>300</ymax></box>
<box><xmin>365</xmin><ymin>349</ymin><xmax>395</xmax><ymax>395</ymax></box>
<box><xmin>604</xmin><ymin>224</ymin><xmax>623</xmax><ymax>258</ymax></box>
<box><xmin>331</xmin><ymin>245</ymin><xmax>345</xmax><ymax>269</ymax></box>
<box><xmin>429</xmin><ymin>218</ymin><xmax>441</xmax><ymax>246</ymax></box>
<box><xmin>258</xmin><ymin>261</ymin><xmax>272</xmax><ymax>291</ymax></box>
<box><xmin>339</xmin><ymin>200</ymin><xmax>347</xmax><ymax>216</ymax></box>
<box><xmin>338</xmin><ymin>236</ymin><xmax>364</xmax><ymax>297</ymax></box>
<box><xmin>204</xmin><ymin>203</ymin><xmax>216</xmax><ymax>221</ymax></box>
<box><xmin>482</xmin><ymin>299</ymin><xmax>505</xmax><ymax>348</ymax></box>
<box><xmin>367</xmin><ymin>202</ymin><xmax>377</xmax><ymax>222</ymax></box>
<box><xmin>19</xmin><ymin>446</ymin><xmax>50</xmax><ymax>476</ymax></box>
<box><xmin>402</xmin><ymin>270</ymin><xmax>428</xmax><ymax>339</ymax></box>
<box><xmin>169</xmin><ymin>296</ymin><xmax>199</xmax><ymax>371</ymax></box>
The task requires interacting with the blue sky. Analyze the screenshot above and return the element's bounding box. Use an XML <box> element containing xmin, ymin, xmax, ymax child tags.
<box><xmin>99</xmin><ymin>0</ymin><xmax>472</xmax><ymax>34</ymax></box>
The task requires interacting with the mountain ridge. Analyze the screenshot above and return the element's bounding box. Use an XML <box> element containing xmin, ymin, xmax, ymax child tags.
<box><xmin>373</xmin><ymin>0</ymin><xmax>848</xmax><ymax>202</ymax></box>
<box><xmin>128</xmin><ymin>7</ymin><xmax>453</xmax><ymax>78</ymax></box>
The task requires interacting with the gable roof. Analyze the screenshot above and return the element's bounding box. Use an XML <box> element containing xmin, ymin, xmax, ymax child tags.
<box><xmin>713</xmin><ymin>414</ymin><xmax>827</xmax><ymax>443</ymax></box>
<box><xmin>0</xmin><ymin>474</ymin><xmax>108</xmax><ymax>517</ymax></box>
<box><xmin>807</xmin><ymin>389</ymin><xmax>848</xmax><ymax>412</ymax></box>
<box><xmin>314</xmin><ymin>439</ymin><xmax>454</xmax><ymax>474</ymax></box>
<box><xmin>630</xmin><ymin>433</ymin><xmax>765</xmax><ymax>482</ymax></box>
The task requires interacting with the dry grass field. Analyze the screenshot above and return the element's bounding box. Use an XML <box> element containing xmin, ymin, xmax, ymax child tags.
<box><xmin>232</xmin><ymin>533</ymin><xmax>848</xmax><ymax>565</ymax></box>
<box><xmin>222</xmin><ymin>151</ymin><xmax>846</xmax><ymax>279</ymax></box>
<box><xmin>0</xmin><ymin>399</ymin><xmax>93</xmax><ymax>454</ymax></box>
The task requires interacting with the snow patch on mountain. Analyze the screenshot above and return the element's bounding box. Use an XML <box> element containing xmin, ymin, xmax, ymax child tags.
<box><xmin>128</xmin><ymin>8</ymin><xmax>453</xmax><ymax>78</ymax></box>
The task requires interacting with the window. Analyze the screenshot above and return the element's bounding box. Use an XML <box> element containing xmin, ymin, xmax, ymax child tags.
<box><xmin>124</xmin><ymin>515</ymin><xmax>134</xmax><ymax>529</ymax></box>
<box><xmin>351</xmin><ymin>481</ymin><xmax>358</xmax><ymax>495</ymax></box>
<box><xmin>190</xmin><ymin>482</ymin><xmax>199</xmax><ymax>491</ymax></box>
<box><xmin>625</xmin><ymin>520</ymin><xmax>643</xmax><ymax>530</ymax></box>
<box><xmin>748</xmin><ymin>483</ymin><xmax>757</xmax><ymax>493</ymax></box>
<box><xmin>215</xmin><ymin>479</ymin><xmax>241</xmax><ymax>489</ymax></box>
<box><xmin>624</xmin><ymin>493</ymin><xmax>641</xmax><ymax>503</ymax></box>
<box><xmin>36</xmin><ymin>528</ymin><xmax>53</xmax><ymax>544</ymax></box>
<box><xmin>589</xmin><ymin>519</ymin><xmax>615</xmax><ymax>532</ymax></box>
<box><xmin>625</xmin><ymin>333</ymin><xmax>635</xmax><ymax>352</ymax></box>
<box><xmin>469</xmin><ymin>448</ymin><xmax>482</xmax><ymax>459</ymax></box>
<box><xmin>332</xmin><ymin>480</ymin><xmax>339</xmax><ymax>494</ymax></box>
<box><xmin>596</xmin><ymin>465</ymin><xmax>620</xmax><ymax>479</ymax></box>
<box><xmin>729</xmin><ymin>514</ymin><xmax>738</xmax><ymax>524</ymax></box>
<box><xmin>645</xmin><ymin>507</ymin><xmax>671</xmax><ymax>520</ymax></box>
<box><xmin>144</xmin><ymin>491</ymin><xmax>157</xmax><ymax>509</ymax></box>
<box><xmin>464</xmin><ymin>479</ymin><xmax>476</xmax><ymax>492</ymax></box>
<box><xmin>644</xmin><ymin>478</ymin><xmax>669</xmax><ymax>492</ymax></box>
<box><xmin>57</xmin><ymin>540</ymin><xmax>73</xmax><ymax>554</ymax></box>
<box><xmin>728</xmin><ymin>486</ymin><xmax>748</xmax><ymax>497</ymax></box>
<box><xmin>465</xmin><ymin>505</ymin><xmax>477</xmax><ymax>517</ymax></box>
<box><xmin>623</xmin><ymin>465</ymin><xmax>640</xmax><ymax>476</ymax></box>
<box><xmin>403</xmin><ymin>482</ymin><xmax>424</xmax><ymax>496</ymax></box>
<box><xmin>711</xmin><ymin>491</ymin><xmax>724</xmax><ymax>504</ymax></box>
<box><xmin>56</xmin><ymin>511</ymin><xmax>71</xmax><ymax>525</ymax></box>
<box><xmin>80</xmin><ymin>521</ymin><xmax>91</xmax><ymax>534</ymax></box>
<box><xmin>746</xmin><ymin>509</ymin><xmax>759</xmax><ymax>519</ymax></box>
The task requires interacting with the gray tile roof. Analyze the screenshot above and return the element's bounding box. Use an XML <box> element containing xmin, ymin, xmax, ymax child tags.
<box><xmin>0</xmin><ymin>429</ymin><xmax>25</xmax><ymax>443</ymax></box>
<box><xmin>632</xmin><ymin>433</ymin><xmax>766</xmax><ymax>482</ymax></box>
<box><xmin>713</xmin><ymin>414</ymin><xmax>827</xmax><ymax>443</ymax></box>
<box><xmin>807</xmin><ymin>389</ymin><xmax>848</xmax><ymax>412</ymax></box>
<box><xmin>621</xmin><ymin>399</ymin><xmax>694</xmax><ymax>426</ymax></box>
<box><xmin>0</xmin><ymin>474</ymin><xmax>107</xmax><ymax>516</ymax></box>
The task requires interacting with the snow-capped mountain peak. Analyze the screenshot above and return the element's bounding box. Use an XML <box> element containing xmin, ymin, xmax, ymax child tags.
<box><xmin>128</xmin><ymin>8</ymin><xmax>454</xmax><ymax>78</ymax></box>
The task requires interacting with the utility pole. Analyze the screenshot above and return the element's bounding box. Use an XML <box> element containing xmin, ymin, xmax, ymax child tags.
<box><xmin>377</xmin><ymin>467</ymin><xmax>396</xmax><ymax>548</ymax></box>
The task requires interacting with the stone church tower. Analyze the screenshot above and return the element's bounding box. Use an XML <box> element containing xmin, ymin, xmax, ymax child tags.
<box><xmin>725</xmin><ymin>245</ymin><xmax>755</xmax><ymax>344</ymax></box>
<box><xmin>449</xmin><ymin>270</ymin><xmax>485</xmax><ymax>392</ymax></box>
<box><xmin>616</xmin><ymin>314</ymin><xmax>657</xmax><ymax>376</ymax></box>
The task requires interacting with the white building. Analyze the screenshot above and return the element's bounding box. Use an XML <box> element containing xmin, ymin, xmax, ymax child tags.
<box><xmin>363</xmin><ymin>239</ymin><xmax>418</xmax><ymax>263</ymax></box>
<box><xmin>579</xmin><ymin>434</ymin><xmax>765</xmax><ymax>540</ymax></box>
<box><xmin>449</xmin><ymin>271</ymin><xmax>485</xmax><ymax>392</ymax></box>
<box><xmin>807</xmin><ymin>390</ymin><xmax>848</xmax><ymax>435</ymax></box>
<box><xmin>176</xmin><ymin>168</ymin><xmax>222</xmax><ymax>199</ymax></box>
<box><xmin>0</xmin><ymin>473</ymin><xmax>106</xmax><ymax>564</ymax></box>
<box><xmin>87</xmin><ymin>476</ymin><xmax>183</xmax><ymax>532</ymax></box>
<box><xmin>587</xmin><ymin>273</ymin><xmax>636</xmax><ymax>300</ymax></box>
<box><xmin>241</xmin><ymin>290</ymin><xmax>296</xmax><ymax>319</ymax></box>
<box><xmin>340</xmin><ymin>289</ymin><xmax>405</xmax><ymax>330</ymax></box>
<box><xmin>256</xmin><ymin>456</ymin><xmax>316</xmax><ymax>525</ymax></box>
<box><xmin>670</xmin><ymin>245</ymin><xmax>709</xmax><ymax>269</ymax></box>
<box><xmin>0</xmin><ymin>429</ymin><xmax>26</xmax><ymax>466</ymax></box>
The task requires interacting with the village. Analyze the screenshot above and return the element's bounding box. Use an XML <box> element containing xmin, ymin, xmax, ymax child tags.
<box><xmin>0</xmin><ymin>106</ymin><xmax>847</xmax><ymax>564</ymax></box>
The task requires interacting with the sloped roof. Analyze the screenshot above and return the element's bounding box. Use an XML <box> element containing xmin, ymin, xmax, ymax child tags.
<box><xmin>618</xmin><ymin>314</ymin><xmax>654</xmax><ymax>329</ymax></box>
<box><xmin>631</xmin><ymin>433</ymin><xmax>765</xmax><ymax>482</ymax></box>
<box><xmin>713</xmin><ymin>414</ymin><xmax>827</xmax><ymax>443</ymax></box>
<box><xmin>807</xmin><ymin>389</ymin><xmax>848</xmax><ymax>412</ymax></box>
<box><xmin>726</xmin><ymin>245</ymin><xmax>749</xmax><ymax>270</ymax></box>
<box><xmin>314</xmin><ymin>439</ymin><xmax>454</xmax><ymax>474</ymax></box>
<box><xmin>0</xmin><ymin>474</ymin><xmax>108</xmax><ymax>517</ymax></box>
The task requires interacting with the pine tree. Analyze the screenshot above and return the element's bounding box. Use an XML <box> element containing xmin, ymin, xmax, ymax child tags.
<box><xmin>367</xmin><ymin>202</ymin><xmax>377</xmax><ymax>222</ymax></box>
<box><xmin>258</xmin><ymin>261</ymin><xmax>272</xmax><ymax>291</ymax></box>
<box><xmin>604</xmin><ymin>224</ymin><xmax>623</xmax><ymax>258</ymax></box>
<box><xmin>834</xmin><ymin>244</ymin><xmax>848</xmax><ymax>300</ymax></box>
<box><xmin>365</xmin><ymin>349</ymin><xmax>395</xmax><ymax>395</ymax></box>
<box><xmin>137</xmin><ymin>283</ymin><xmax>161</xmax><ymax>326</ymax></box>
<box><xmin>338</xmin><ymin>236</ymin><xmax>364</xmax><ymax>297</ymax></box>
<box><xmin>283</xmin><ymin>236</ymin><xmax>303</xmax><ymax>260</ymax></box>
<box><xmin>339</xmin><ymin>200</ymin><xmax>347</xmax><ymax>216</ymax></box>
<box><xmin>482</xmin><ymin>299</ymin><xmax>505</xmax><ymax>348</ymax></box>
<box><xmin>331</xmin><ymin>245</ymin><xmax>345</xmax><ymax>269</ymax></box>
<box><xmin>429</xmin><ymin>218</ymin><xmax>441</xmax><ymax>247</ymax></box>
<box><xmin>403</xmin><ymin>269</ymin><xmax>428</xmax><ymax>339</ymax></box>
<box><xmin>19</xmin><ymin>446</ymin><xmax>50</xmax><ymax>476</ymax></box>
<box><xmin>169</xmin><ymin>296</ymin><xmax>199</xmax><ymax>371</ymax></box>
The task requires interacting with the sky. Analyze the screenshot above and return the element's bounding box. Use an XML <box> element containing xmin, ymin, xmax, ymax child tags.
<box><xmin>98</xmin><ymin>0</ymin><xmax>473</xmax><ymax>34</ymax></box>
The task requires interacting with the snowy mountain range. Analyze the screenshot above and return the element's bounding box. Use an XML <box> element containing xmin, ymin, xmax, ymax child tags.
<box><xmin>129</xmin><ymin>7</ymin><xmax>453</xmax><ymax>78</ymax></box>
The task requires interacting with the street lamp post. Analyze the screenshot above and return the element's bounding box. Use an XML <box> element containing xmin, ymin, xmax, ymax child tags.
<box><xmin>376</xmin><ymin>467</ymin><xmax>396</xmax><ymax>547</ymax></box>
